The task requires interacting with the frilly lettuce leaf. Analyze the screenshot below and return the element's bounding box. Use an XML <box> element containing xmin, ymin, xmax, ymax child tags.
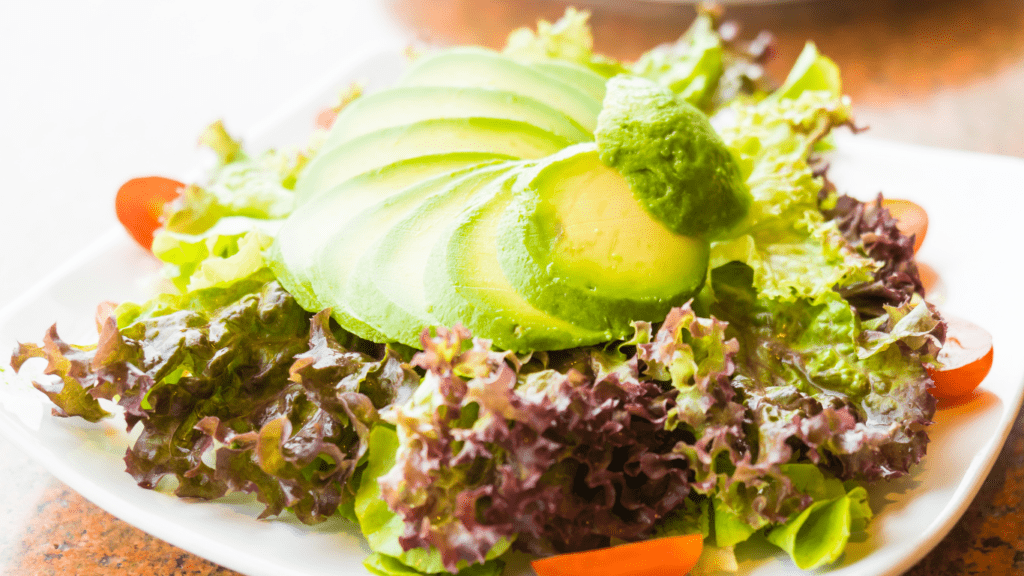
<box><xmin>503</xmin><ymin>8</ymin><xmax>626</xmax><ymax>77</ymax></box>
<box><xmin>152</xmin><ymin>221</ymin><xmax>281</xmax><ymax>291</ymax></box>
<box><xmin>161</xmin><ymin>121</ymin><xmax>306</xmax><ymax>240</ymax></box>
<box><xmin>825</xmin><ymin>194</ymin><xmax>929</xmax><ymax>317</ymax></box>
<box><xmin>12</xmin><ymin>272</ymin><xmax>412</xmax><ymax>523</ymax></box>
<box><xmin>357</xmin><ymin>425</ymin><xmax>510</xmax><ymax>575</ymax></box>
<box><xmin>632</xmin><ymin>12</ymin><xmax>724</xmax><ymax>111</ymax></box>
<box><xmin>710</xmin><ymin>262</ymin><xmax>939</xmax><ymax>482</ymax></box>
<box><xmin>713</xmin><ymin>89</ymin><xmax>875</xmax><ymax>302</ymax></box>
<box><xmin>379</xmin><ymin>325</ymin><xmax>696</xmax><ymax>570</ymax></box>
<box><xmin>632</xmin><ymin>9</ymin><xmax>776</xmax><ymax>112</ymax></box>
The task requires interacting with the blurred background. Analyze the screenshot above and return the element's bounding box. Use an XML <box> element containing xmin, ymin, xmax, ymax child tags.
<box><xmin>1</xmin><ymin>1</ymin><xmax>1022</xmax><ymax>574</ymax></box>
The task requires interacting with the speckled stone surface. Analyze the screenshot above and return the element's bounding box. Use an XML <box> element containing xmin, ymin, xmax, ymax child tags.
<box><xmin>2</xmin><ymin>1</ymin><xmax>1023</xmax><ymax>575</ymax></box>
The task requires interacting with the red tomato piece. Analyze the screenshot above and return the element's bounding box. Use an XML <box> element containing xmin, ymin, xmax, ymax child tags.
<box><xmin>882</xmin><ymin>198</ymin><xmax>928</xmax><ymax>253</ymax></box>
<box><xmin>115</xmin><ymin>176</ymin><xmax>184</xmax><ymax>249</ymax></box>
<box><xmin>926</xmin><ymin>316</ymin><xmax>994</xmax><ymax>400</ymax></box>
<box><xmin>531</xmin><ymin>534</ymin><xmax>703</xmax><ymax>576</ymax></box>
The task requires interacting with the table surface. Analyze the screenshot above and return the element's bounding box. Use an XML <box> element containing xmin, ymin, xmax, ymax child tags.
<box><xmin>2</xmin><ymin>0</ymin><xmax>1023</xmax><ymax>574</ymax></box>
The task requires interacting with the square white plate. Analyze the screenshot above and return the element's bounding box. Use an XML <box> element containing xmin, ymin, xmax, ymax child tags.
<box><xmin>2</xmin><ymin>49</ymin><xmax>1024</xmax><ymax>576</ymax></box>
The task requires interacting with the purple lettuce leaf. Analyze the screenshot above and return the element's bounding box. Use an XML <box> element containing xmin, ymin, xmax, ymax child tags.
<box><xmin>10</xmin><ymin>274</ymin><xmax>413</xmax><ymax>523</ymax></box>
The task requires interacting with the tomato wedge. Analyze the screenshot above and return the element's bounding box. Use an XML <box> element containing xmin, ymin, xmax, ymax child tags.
<box><xmin>316</xmin><ymin>107</ymin><xmax>338</xmax><ymax>130</ymax></box>
<box><xmin>115</xmin><ymin>176</ymin><xmax>184</xmax><ymax>249</ymax></box>
<box><xmin>926</xmin><ymin>316</ymin><xmax>994</xmax><ymax>400</ymax></box>
<box><xmin>531</xmin><ymin>534</ymin><xmax>703</xmax><ymax>576</ymax></box>
<box><xmin>881</xmin><ymin>198</ymin><xmax>928</xmax><ymax>253</ymax></box>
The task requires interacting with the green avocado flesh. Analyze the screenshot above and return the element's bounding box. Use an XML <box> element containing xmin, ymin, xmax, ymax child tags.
<box><xmin>311</xmin><ymin>165</ymin><xmax>502</xmax><ymax>341</ymax></box>
<box><xmin>498</xmin><ymin>145</ymin><xmax>709</xmax><ymax>335</ymax></box>
<box><xmin>293</xmin><ymin>117</ymin><xmax>570</xmax><ymax>205</ymax></box>
<box><xmin>424</xmin><ymin>169</ymin><xmax>611</xmax><ymax>351</ymax></box>
<box><xmin>532</xmin><ymin>60</ymin><xmax>608</xmax><ymax>103</ymax></box>
<box><xmin>269</xmin><ymin>153</ymin><xmax>499</xmax><ymax>320</ymax></box>
<box><xmin>347</xmin><ymin>163</ymin><xmax>517</xmax><ymax>347</ymax></box>
<box><xmin>400</xmin><ymin>47</ymin><xmax>602</xmax><ymax>132</ymax></box>
<box><xmin>322</xmin><ymin>86</ymin><xmax>592</xmax><ymax>150</ymax></box>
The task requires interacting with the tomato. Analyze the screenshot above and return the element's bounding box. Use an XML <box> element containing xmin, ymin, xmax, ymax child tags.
<box><xmin>881</xmin><ymin>198</ymin><xmax>928</xmax><ymax>253</ymax></box>
<box><xmin>926</xmin><ymin>316</ymin><xmax>994</xmax><ymax>400</ymax></box>
<box><xmin>917</xmin><ymin>262</ymin><xmax>939</xmax><ymax>296</ymax></box>
<box><xmin>531</xmin><ymin>534</ymin><xmax>703</xmax><ymax>576</ymax></box>
<box><xmin>115</xmin><ymin>176</ymin><xmax>184</xmax><ymax>249</ymax></box>
<box><xmin>315</xmin><ymin>107</ymin><xmax>338</xmax><ymax>130</ymax></box>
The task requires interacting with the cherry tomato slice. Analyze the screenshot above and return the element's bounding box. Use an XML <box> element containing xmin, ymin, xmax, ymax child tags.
<box><xmin>882</xmin><ymin>198</ymin><xmax>928</xmax><ymax>253</ymax></box>
<box><xmin>926</xmin><ymin>316</ymin><xmax>994</xmax><ymax>400</ymax></box>
<box><xmin>115</xmin><ymin>176</ymin><xmax>184</xmax><ymax>249</ymax></box>
<box><xmin>531</xmin><ymin>534</ymin><xmax>703</xmax><ymax>576</ymax></box>
<box><xmin>315</xmin><ymin>107</ymin><xmax>338</xmax><ymax>130</ymax></box>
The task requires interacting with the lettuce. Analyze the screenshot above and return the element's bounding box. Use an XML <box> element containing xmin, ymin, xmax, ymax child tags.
<box><xmin>11</xmin><ymin>273</ymin><xmax>413</xmax><ymax>522</ymax></box>
<box><xmin>825</xmin><ymin>194</ymin><xmax>929</xmax><ymax>317</ymax></box>
<box><xmin>356</xmin><ymin>425</ymin><xmax>509</xmax><ymax>575</ymax></box>
<box><xmin>503</xmin><ymin>8</ymin><xmax>626</xmax><ymax>77</ymax></box>
<box><xmin>713</xmin><ymin>89</ymin><xmax>875</xmax><ymax>303</ymax></box>
<box><xmin>378</xmin><ymin>326</ymin><xmax>697</xmax><ymax>570</ymax></box>
<box><xmin>765</xmin><ymin>464</ymin><xmax>872</xmax><ymax>570</ymax></box>
<box><xmin>709</xmin><ymin>262</ymin><xmax>940</xmax><ymax>482</ymax></box>
<box><xmin>632</xmin><ymin>12</ymin><xmax>724</xmax><ymax>111</ymax></box>
<box><xmin>632</xmin><ymin>9</ymin><xmax>776</xmax><ymax>112</ymax></box>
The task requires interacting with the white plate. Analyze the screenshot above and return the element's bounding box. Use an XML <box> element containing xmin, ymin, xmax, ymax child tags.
<box><xmin>2</xmin><ymin>49</ymin><xmax>1024</xmax><ymax>576</ymax></box>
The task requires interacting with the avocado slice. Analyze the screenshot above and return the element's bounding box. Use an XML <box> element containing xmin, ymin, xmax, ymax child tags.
<box><xmin>309</xmin><ymin>164</ymin><xmax>501</xmax><ymax>341</ymax></box>
<box><xmin>400</xmin><ymin>47</ymin><xmax>601</xmax><ymax>132</ymax></box>
<box><xmin>269</xmin><ymin>152</ymin><xmax>500</xmax><ymax>323</ymax></box>
<box><xmin>346</xmin><ymin>162</ymin><xmax>518</xmax><ymax>347</ymax></box>
<box><xmin>533</xmin><ymin>59</ymin><xmax>607</xmax><ymax>103</ymax></box>
<box><xmin>424</xmin><ymin>168</ymin><xmax>611</xmax><ymax>351</ymax></box>
<box><xmin>497</xmin><ymin>144</ymin><xmax>709</xmax><ymax>335</ymax></box>
<box><xmin>294</xmin><ymin>117</ymin><xmax>570</xmax><ymax>205</ymax></box>
<box><xmin>322</xmin><ymin>86</ymin><xmax>592</xmax><ymax>150</ymax></box>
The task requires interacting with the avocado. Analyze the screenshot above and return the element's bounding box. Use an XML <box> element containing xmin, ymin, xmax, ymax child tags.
<box><xmin>322</xmin><ymin>86</ymin><xmax>592</xmax><ymax>150</ymax></box>
<box><xmin>310</xmin><ymin>164</ymin><xmax>504</xmax><ymax>341</ymax></box>
<box><xmin>595</xmin><ymin>75</ymin><xmax>750</xmax><ymax>239</ymax></box>
<box><xmin>497</xmin><ymin>144</ymin><xmax>709</xmax><ymax>335</ymax></box>
<box><xmin>294</xmin><ymin>117</ymin><xmax>570</xmax><ymax>205</ymax></box>
<box><xmin>346</xmin><ymin>162</ymin><xmax>517</xmax><ymax>347</ymax></box>
<box><xmin>270</xmin><ymin>152</ymin><xmax>499</xmax><ymax>320</ymax></box>
<box><xmin>423</xmin><ymin>167</ymin><xmax>611</xmax><ymax>351</ymax></box>
<box><xmin>400</xmin><ymin>47</ymin><xmax>602</xmax><ymax>132</ymax></box>
<box><xmin>532</xmin><ymin>59</ymin><xmax>607</xmax><ymax>102</ymax></box>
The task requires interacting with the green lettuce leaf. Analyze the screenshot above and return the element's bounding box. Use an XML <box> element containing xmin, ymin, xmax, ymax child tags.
<box><xmin>152</xmin><ymin>221</ymin><xmax>281</xmax><ymax>291</ymax></box>
<box><xmin>632</xmin><ymin>12</ymin><xmax>723</xmax><ymax>111</ymax></box>
<box><xmin>765</xmin><ymin>464</ymin><xmax>872</xmax><ymax>570</ymax></box>
<box><xmin>503</xmin><ymin>8</ymin><xmax>626</xmax><ymax>77</ymax></box>
<box><xmin>713</xmin><ymin>89</ymin><xmax>875</xmax><ymax>302</ymax></box>
<box><xmin>772</xmin><ymin>42</ymin><xmax>842</xmax><ymax>101</ymax></box>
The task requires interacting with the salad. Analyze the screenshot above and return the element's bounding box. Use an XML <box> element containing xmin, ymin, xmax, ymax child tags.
<box><xmin>4</xmin><ymin>7</ymin><xmax>995</xmax><ymax>576</ymax></box>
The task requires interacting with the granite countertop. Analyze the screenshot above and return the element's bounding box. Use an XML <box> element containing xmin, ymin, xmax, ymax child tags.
<box><xmin>2</xmin><ymin>0</ymin><xmax>1023</xmax><ymax>574</ymax></box>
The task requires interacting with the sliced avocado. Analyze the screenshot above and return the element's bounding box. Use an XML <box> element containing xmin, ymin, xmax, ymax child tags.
<box><xmin>400</xmin><ymin>47</ymin><xmax>601</xmax><ymax>132</ymax></box>
<box><xmin>310</xmin><ymin>164</ymin><xmax>500</xmax><ymax>341</ymax></box>
<box><xmin>294</xmin><ymin>117</ymin><xmax>570</xmax><ymax>204</ymax></box>
<box><xmin>533</xmin><ymin>59</ymin><xmax>607</xmax><ymax>103</ymax></box>
<box><xmin>424</xmin><ymin>168</ymin><xmax>611</xmax><ymax>351</ymax></box>
<box><xmin>498</xmin><ymin>144</ymin><xmax>709</xmax><ymax>335</ymax></box>
<box><xmin>347</xmin><ymin>162</ymin><xmax>518</xmax><ymax>347</ymax></box>
<box><xmin>269</xmin><ymin>152</ymin><xmax>498</xmax><ymax>324</ymax></box>
<box><xmin>322</xmin><ymin>86</ymin><xmax>592</xmax><ymax>150</ymax></box>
